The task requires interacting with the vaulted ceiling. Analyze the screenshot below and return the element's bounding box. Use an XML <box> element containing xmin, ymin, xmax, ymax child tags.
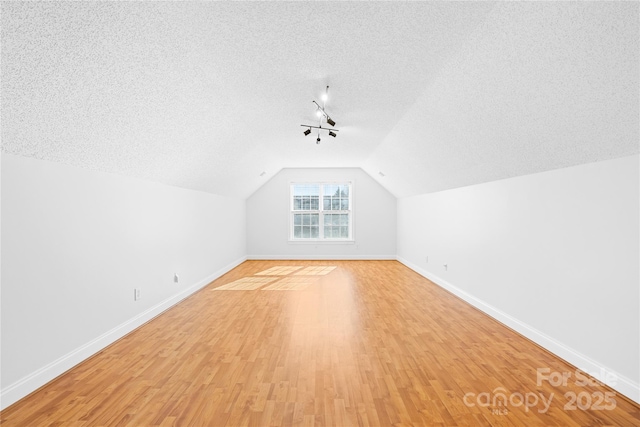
<box><xmin>2</xmin><ymin>2</ymin><xmax>638</xmax><ymax>198</ymax></box>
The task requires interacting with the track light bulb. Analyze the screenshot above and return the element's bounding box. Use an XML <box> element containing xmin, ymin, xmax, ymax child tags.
<box><xmin>316</xmin><ymin>110</ymin><xmax>323</xmax><ymax>118</ymax></box>
<box><xmin>321</xmin><ymin>93</ymin><xmax>328</xmax><ymax>102</ymax></box>
<box><xmin>304</xmin><ymin>128</ymin><xmax>311</xmax><ymax>136</ymax></box>
<box><xmin>329</xmin><ymin>131</ymin><xmax>336</xmax><ymax>137</ymax></box>
<box><xmin>327</xmin><ymin>117</ymin><xmax>336</xmax><ymax>127</ymax></box>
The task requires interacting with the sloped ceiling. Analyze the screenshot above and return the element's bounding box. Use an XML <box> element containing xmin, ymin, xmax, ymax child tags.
<box><xmin>364</xmin><ymin>2</ymin><xmax>639</xmax><ymax>197</ymax></box>
<box><xmin>2</xmin><ymin>2</ymin><xmax>637</xmax><ymax>199</ymax></box>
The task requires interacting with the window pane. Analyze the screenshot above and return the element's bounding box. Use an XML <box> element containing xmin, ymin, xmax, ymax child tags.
<box><xmin>339</xmin><ymin>185</ymin><xmax>349</xmax><ymax>197</ymax></box>
<box><xmin>303</xmin><ymin>214</ymin><xmax>309</xmax><ymax>225</ymax></box>
<box><xmin>340</xmin><ymin>226</ymin><xmax>348</xmax><ymax>238</ymax></box>
<box><xmin>310</xmin><ymin>214</ymin><xmax>319</xmax><ymax>225</ymax></box>
<box><xmin>324</xmin><ymin>226</ymin><xmax>332</xmax><ymax>238</ymax></box>
<box><xmin>294</xmin><ymin>214</ymin><xmax>302</xmax><ymax>225</ymax></box>
<box><xmin>293</xmin><ymin>185</ymin><xmax>319</xmax><ymax>211</ymax></box>
<box><xmin>324</xmin><ymin>184</ymin><xmax>337</xmax><ymax>196</ymax></box>
<box><xmin>293</xmin><ymin>184</ymin><xmax>320</xmax><ymax>197</ymax></box>
<box><xmin>294</xmin><ymin>226</ymin><xmax>302</xmax><ymax>238</ymax></box>
<box><xmin>323</xmin><ymin>197</ymin><xmax>330</xmax><ymax>210</ymax></box>
<box><xmin>332</xmin><ymin>199</ymin><xmax>339</xmax><ymax>210</ymax></box>
<box><xmin>339</xmin><ymin>214</ymin><xmax>348</xmax><ymax>226</ymax></box>
<box><xmin>340</xmin><ymin>199</ymin><xmax>349</xmax><ymax>210</ymax></box>
<box><xmin>310</xmin><ymin>226</ymin><xmax>319</xmax><ymax>238</ymax></box>
<box><xmin>302</xmin><ymin>226</ymin><xmax>310</xmax><ymax>238</ymax></box>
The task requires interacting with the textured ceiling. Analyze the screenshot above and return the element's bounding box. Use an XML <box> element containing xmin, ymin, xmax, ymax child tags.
<box><xmin>364</xmin><ymin>2</ymin><xmax>640</xmax><ymax>197</ymax></box>
<box><xmin>2</xmin><ymin>2</ymin><xmax>638</xmax><ymax>198</ymax></box>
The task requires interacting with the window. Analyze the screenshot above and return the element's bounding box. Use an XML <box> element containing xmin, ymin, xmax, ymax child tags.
<box><xmin>290</xmin><ymin>183</ymin><xmax>352</xmax><ymax>241</ymax></box>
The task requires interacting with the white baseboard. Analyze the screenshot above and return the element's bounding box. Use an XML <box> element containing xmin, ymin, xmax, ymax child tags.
<box><xmin>397</xmin><ymin>256</ymin><xmax>640</xmax><ymax>405</ymax></box>
<box><xmin>247</xmin><ymin>254</ymin><xmax>397</xmax><ymax>260</ymax></box>
<box><xmin>0</xmin><ymin>256</ymin><xmax>247</xmax><ymax>410</ymax></box>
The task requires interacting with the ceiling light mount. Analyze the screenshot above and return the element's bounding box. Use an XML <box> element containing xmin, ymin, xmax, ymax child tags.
<box><xmin>301</xmin><ymin>86</ymin><xmax>339</xmax><ymax>144</ymax></box>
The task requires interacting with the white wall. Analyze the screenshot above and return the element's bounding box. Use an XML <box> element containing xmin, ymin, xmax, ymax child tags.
<box><xmin>4</xmin><ymin>154</ymin><xmax>638</xmax><ymax>407</ymax></box>
<box><xmin>247</xmin><ymin>168</ymin><xmax>396</xmax><ymax>259</ymax></box>
<box><xmin>397</xmin><ymin>154</ymin><xmax>640</xmax><ymax>402</ymax></box>
<box><xmin>1</xmin><ymin>154</ymin><xmax>246</xmax><ymax>408</ymax></box>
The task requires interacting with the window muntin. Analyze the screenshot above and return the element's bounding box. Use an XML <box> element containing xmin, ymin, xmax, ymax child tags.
<box><xmin>290</xmin><ymin>183</ymin><xmax>352</xmax><ymax>241</ymax></box>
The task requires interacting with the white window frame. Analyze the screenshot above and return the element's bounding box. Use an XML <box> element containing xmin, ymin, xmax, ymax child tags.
<box><xmin>289</xmin><ymin>182</ymin><xmax>354</xmax><ymax>243</ymax></box>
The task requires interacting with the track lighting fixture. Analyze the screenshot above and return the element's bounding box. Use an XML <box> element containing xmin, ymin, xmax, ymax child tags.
<box><xmin>312</xmin><ymin>101</ymin><xmax>337</xmax><ymax>127</ymax></box>
<box><xmin>300</xmin><ymin>124</ymin><xmax>340</xmax><ymax>137</ymax></box>
<box><xmin>300</xmin><ymin>86</ymin><xmax>339</xmax><ymax>144</ymax></box>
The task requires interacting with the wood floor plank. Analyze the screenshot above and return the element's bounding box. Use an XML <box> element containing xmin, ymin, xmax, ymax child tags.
<box><xmin>262</xmin><ymin>277</ymin><xmax>317</xmax><ymax>291</ymax></box>
<box><xmin>2</xmin><ymin>260</ymin><xmax>639</xmax><ymax>426</ymax></box>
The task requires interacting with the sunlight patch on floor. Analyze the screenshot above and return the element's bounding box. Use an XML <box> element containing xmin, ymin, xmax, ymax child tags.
<box><xmin>293</xmin><ymin>266</ymin><xmax>337</xmax><ymax>276</ymax></box>
<box><xmin>213</xmin><ymin>277</ymin><xmax>278</xmax><ymax>291</ymax></box>
<box><xmin>254</xmin><ymin>266</ymin><xmax>304</xmax><ymax>276</ymax></box>
<box><xmin>215</xmin><ymin>266</ymin><xmax>337</xmax><ymax>291</ymax></box>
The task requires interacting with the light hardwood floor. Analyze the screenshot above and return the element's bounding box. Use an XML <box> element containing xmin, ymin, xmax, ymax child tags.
<box><xmin>2</xmin><ymin>260</ymin><xmax>639</xmax><ymax>426</ymax></box>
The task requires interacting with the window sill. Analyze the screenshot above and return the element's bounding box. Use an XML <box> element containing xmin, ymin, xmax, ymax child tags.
<box><xmin>288</xmin><ymin>239</ymin><xmax>355</xmax><ymax>245</ymax></box>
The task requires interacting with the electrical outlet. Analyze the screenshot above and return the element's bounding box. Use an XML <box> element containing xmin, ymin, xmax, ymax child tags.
<box><xmin>134</xmin><ymin>288</ymin><xmax>141</xmax><ymax>301</ymax></box>
<box><xmin>174</xmin><ymin>273</ymin><xmax>179</xmax><ymax>284</ymax></box>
